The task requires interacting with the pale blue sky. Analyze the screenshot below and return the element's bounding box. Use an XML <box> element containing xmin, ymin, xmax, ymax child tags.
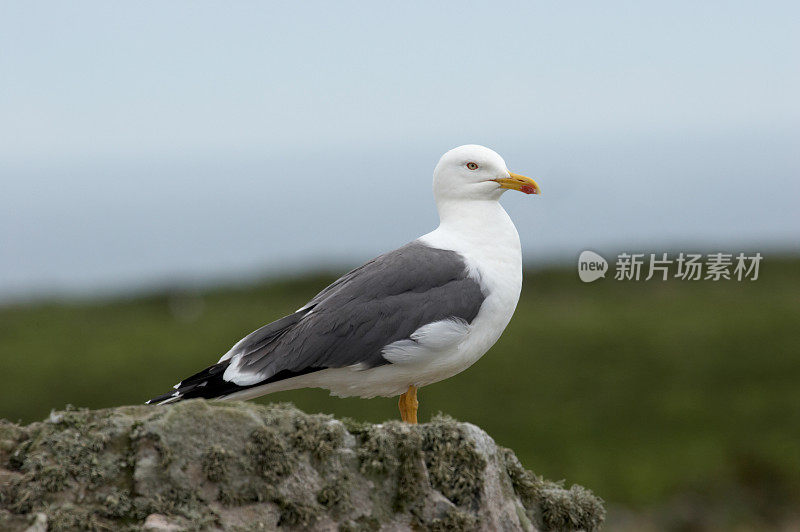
<box><xmin>1</xmin><ymin>2</ymin><xmax>798</xmax><ymax>300</ymax></box>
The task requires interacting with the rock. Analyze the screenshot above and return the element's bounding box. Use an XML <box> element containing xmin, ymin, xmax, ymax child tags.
<box><xmin>0</xmin><ymin>401</ymin><xmax>605</xmax><ymax>531</ymax></box>
<box><xmin>23</xmin><ymin>513</ymin><xmax>47</xmax><ymax>532</ymax></box>
<box><xmin>143</xmin><ymin>513</ymin><xmax>183</xmax><ymax>530</ymax></box>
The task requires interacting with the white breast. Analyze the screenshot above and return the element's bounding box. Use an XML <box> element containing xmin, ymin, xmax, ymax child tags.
<box><xmin>417</xmin><ymin>200</ymin><xmax>523</xmax><ymax>377</ymax></box>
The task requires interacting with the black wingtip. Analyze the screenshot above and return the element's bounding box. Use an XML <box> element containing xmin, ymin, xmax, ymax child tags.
<box><xmin>145</xmin><ymin>390</ymin><xmax>181</xmax><ymax>405</ymax></box>
<box><xmin>146</xmin><ymin>361</ymin><xmax>236</xmax><ymax>405</ymax></box>
<box><xmin>146</xmin><ymin>361</ymin><xmax>327</xmax><ymax>406</ymax></box>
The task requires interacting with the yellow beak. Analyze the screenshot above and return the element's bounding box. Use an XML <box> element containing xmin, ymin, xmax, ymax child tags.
<box><xmin>493</xmin><ymin>172</ymin><xmax>541</xmax><ymax>195</ymax></box>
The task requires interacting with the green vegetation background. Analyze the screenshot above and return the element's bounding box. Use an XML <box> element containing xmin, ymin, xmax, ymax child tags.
<box><xmin>2</xmin><ymin>259</ymin><xmax>798</xmax><ymax>518</ymax></box>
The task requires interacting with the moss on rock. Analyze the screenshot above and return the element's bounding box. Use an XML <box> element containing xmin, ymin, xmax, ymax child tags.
<box><xmin>421</xmin><ymin>415</ymin><xmax>487</xmax><ymax>508</ymax></box>
<box><xmin>0</xmin><ymin>400</ymin><xmax>604</xmax><ymax>531</ymax></box>
<box><xmin>503</xmin><ymin>448</ymin><xmax>606</xmax><ymax>531</ymax></box>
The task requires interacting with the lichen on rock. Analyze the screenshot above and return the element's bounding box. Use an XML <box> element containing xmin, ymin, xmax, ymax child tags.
<box><xmin>0</xmin><ymin>400</ymin><xmax>604</xmax><ymax>531</ymax></box>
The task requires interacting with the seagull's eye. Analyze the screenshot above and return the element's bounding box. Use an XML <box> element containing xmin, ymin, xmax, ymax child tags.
<box><xmin>466</xmin><ymin>162</ymin><xmax>478</xmax><ymax>170</ymax></box>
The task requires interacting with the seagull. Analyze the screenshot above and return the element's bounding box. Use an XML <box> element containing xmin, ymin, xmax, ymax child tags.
<box><xmin>147</xmin><ymin>145</ymin><xmax>540</xmax><ymax>423</ymax></box>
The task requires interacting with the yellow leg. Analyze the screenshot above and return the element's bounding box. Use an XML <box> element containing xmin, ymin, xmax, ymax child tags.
<box><xmin>398</xmin><ymin>385</ymin><xmax>419</xmax><ymax>424</ymax></box>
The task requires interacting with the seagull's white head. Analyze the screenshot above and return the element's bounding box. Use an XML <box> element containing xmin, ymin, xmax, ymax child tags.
<box><xmin>432</xmin><ymin>144</ymin><xmax>540</xmax><ymax>204</ymax></box>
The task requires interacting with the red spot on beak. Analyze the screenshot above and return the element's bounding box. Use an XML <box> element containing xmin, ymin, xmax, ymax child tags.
<box><xmin>520</xmin><ymin>185</ymin><xmax>538</xmax><ymax>195</ymax></box>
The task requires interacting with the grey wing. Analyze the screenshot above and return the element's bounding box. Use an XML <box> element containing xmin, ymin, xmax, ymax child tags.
<box><xmin>222</xmin><ymin>241</ymin><xmax>486</xmax><ymax>386</ymax></box>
